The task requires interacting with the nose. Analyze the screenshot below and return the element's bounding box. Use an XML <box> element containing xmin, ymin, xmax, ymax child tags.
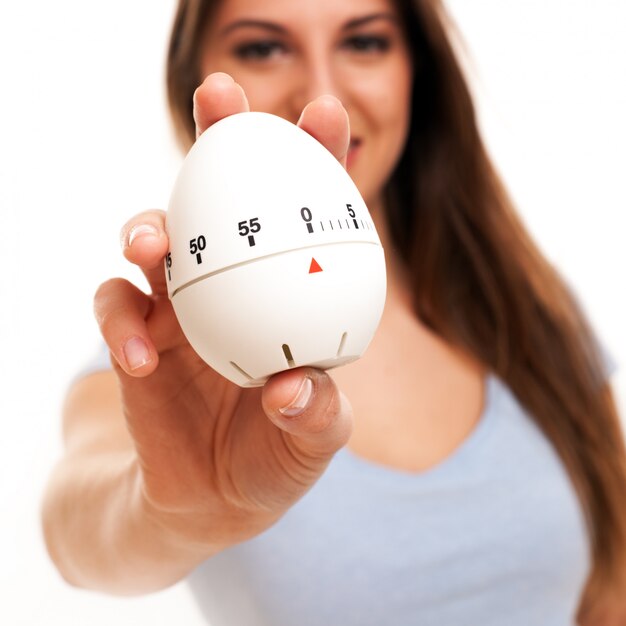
<box><xmin>290</xmin><ymin>50</ymin><xmax>344</xmax><ymax>115</ymax></box>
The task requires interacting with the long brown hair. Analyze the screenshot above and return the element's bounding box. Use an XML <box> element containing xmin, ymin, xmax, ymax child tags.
<box><xmin>165</xmin><ymin>0</ymin><xmax>626</xmax><ymax>618</ymax></box>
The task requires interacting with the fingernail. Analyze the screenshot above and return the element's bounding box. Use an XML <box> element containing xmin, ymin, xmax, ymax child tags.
<box><xmin>123</xmin><ymin>337</ymin><xmax>152</xmax><ymax>371</ymax></box>
<box><xmin>279</xmin><ymin>377</ymin><xmax>313</xmax><ymax>417</ymax></box>
<box><xmin>128</xmin><ymin>224</ymin><xmax>159</xmax><ymax>247</ymax></box>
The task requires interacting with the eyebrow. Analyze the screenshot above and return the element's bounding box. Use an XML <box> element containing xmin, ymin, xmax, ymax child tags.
<box><xmin>219</xmin><ymin>12</ymin><xmax>399</xmax><ymax>37</ymax></box>
<box><xmin>220</xmin><ymin>20</ymin><xmax>286</xmax><ymax>37</ymax></box>
<box><xmin>344</xmin><ymin>13</ymin><xmax>399</xmax><ymax>30</ymax></box>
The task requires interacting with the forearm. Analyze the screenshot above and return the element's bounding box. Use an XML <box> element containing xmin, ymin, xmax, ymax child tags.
<box><xmin>41</xmin><ymin>449</ymin><xmax>211</xmax><ymax>596</ymax></box>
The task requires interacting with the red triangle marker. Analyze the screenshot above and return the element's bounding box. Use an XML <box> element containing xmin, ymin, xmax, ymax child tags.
<box><xmin>309</xmin><ymin>257</ymin><xmax>323</xmax><ymax>273</ymax></box>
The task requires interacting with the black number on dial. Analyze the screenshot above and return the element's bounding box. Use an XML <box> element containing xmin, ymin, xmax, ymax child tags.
<box><xmin>301</xmin><ymin>207</ymin><xmax>313</xmax><ymax>234</ymax></box>
<box><xmin>347</xmin><ymin>203</ymin><xmax>359</xmax><ymax>228</ymax></box>
<box><xmin>190</xmin><ymin>235</ymin><xmax>206</xmax><ymax>264</ymax></box>
<box><xmin>238</xmin><ymin>218</ymin><xmax>261</xmax><ymax>246</ymax></box>
<box><xmin>166</xmin><ymin>252</ymin><xmax>172</xmax><ymax>280</ymax></box>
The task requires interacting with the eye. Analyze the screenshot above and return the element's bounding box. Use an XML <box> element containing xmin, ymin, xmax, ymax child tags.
<box><xmin>342</xmin><ymin>34</ymin><xmax>391</xmax><ymax>53</ymax></box>
<box><xmin>233</xmin><ymin>40</ymin><xmax>288</xmax><ymax>61</ymax></box>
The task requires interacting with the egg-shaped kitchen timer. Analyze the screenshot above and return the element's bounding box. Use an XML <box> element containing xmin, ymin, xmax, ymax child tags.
<box><xmin>165</xmin><ymin>112</ymin><xmax>386</xmax><ymax>387</ymax></box>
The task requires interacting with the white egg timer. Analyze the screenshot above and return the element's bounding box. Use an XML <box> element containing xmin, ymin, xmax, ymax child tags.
<box><xmin>165</xmin><ymin>112</ymin><xmax>386</xmax><ymax>387</ymax></box>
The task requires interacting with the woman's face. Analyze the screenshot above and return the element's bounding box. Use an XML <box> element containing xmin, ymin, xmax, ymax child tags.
<box><xmin>200</xmin><ymin>0</ymin><xmax>413</xmax><ymax>209</ymax></box>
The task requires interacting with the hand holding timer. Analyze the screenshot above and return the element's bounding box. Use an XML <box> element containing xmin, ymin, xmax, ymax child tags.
<box><xmin>165</xmin><ymin>112</ymin><xmax>386</xmax><ymax>387</ymax></box>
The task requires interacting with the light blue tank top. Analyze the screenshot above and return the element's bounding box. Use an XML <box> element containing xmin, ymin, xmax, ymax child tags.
<box><xmin>186</xmin><ymin>374</ymin><xmax>592</xmax><ymax>625</ymax></box>
<box><xmin>79</xmin><ymin>344</ymin><xmax>610</xmax><ymax>624</ymax></box>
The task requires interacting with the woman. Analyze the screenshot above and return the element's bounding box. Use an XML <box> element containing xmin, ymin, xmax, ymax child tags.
<box><xmin>42</xmin><ymin>0</ymin><xmax>626</xmax><ymax>623</ymax></box>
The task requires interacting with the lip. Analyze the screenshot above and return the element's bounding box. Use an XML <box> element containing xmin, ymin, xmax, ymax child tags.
<box><xmin>347</xmin><ymin>138</ymin><xmax>362</xmax><ymax>170</ymax></box>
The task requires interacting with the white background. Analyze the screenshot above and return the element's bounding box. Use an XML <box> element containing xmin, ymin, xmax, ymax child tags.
<box><xmin>1</xmin><ymin>1</ymin><xmax>625</xmax><ymax>624</ymax></box>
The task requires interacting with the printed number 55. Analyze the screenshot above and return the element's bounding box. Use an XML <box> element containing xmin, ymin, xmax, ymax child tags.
<box><xmin>238</xmin><ymin>218</ymin><xmax>261</xmax><ymax>236</ymax></box>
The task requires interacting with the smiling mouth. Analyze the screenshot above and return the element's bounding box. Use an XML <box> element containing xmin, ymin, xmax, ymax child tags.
<box><xmin>347</xmin><ymin>138</ymin><xmax>362</xmax><ymax>168</ymax></box>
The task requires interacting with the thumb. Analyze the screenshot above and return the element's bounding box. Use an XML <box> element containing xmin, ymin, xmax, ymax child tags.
<box><xmin>262</xmin><ymin>368</ymin><xmax>353</xmax><ymax>460</ymax></box>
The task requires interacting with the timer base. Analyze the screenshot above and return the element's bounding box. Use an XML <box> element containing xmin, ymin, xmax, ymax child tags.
<box><xmin>171</xmin><ymin>242</ymin><xmax>386</xmax><ymax>387</ymax></box>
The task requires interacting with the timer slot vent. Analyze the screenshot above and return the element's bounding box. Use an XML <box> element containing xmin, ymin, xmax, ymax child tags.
<box><xmin>282</xmin><ymin>344</ymin><xmax>296</xmax><ymax>368</ymax></box>
<box><xmin>337</xmin><ymin>332</ymin><xmax>348</xmax><ymax>358</ymax></box>
<box><xmin>230</xmin><ymin>361</ymin><xmax>253</xmax><ymax>381</ymax></box>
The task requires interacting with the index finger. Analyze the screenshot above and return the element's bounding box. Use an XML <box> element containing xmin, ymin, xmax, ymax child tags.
<box><xmin>193</xmin><ymin>72</ymin><xmax>250</xmax><ymax>138</ymax></box>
